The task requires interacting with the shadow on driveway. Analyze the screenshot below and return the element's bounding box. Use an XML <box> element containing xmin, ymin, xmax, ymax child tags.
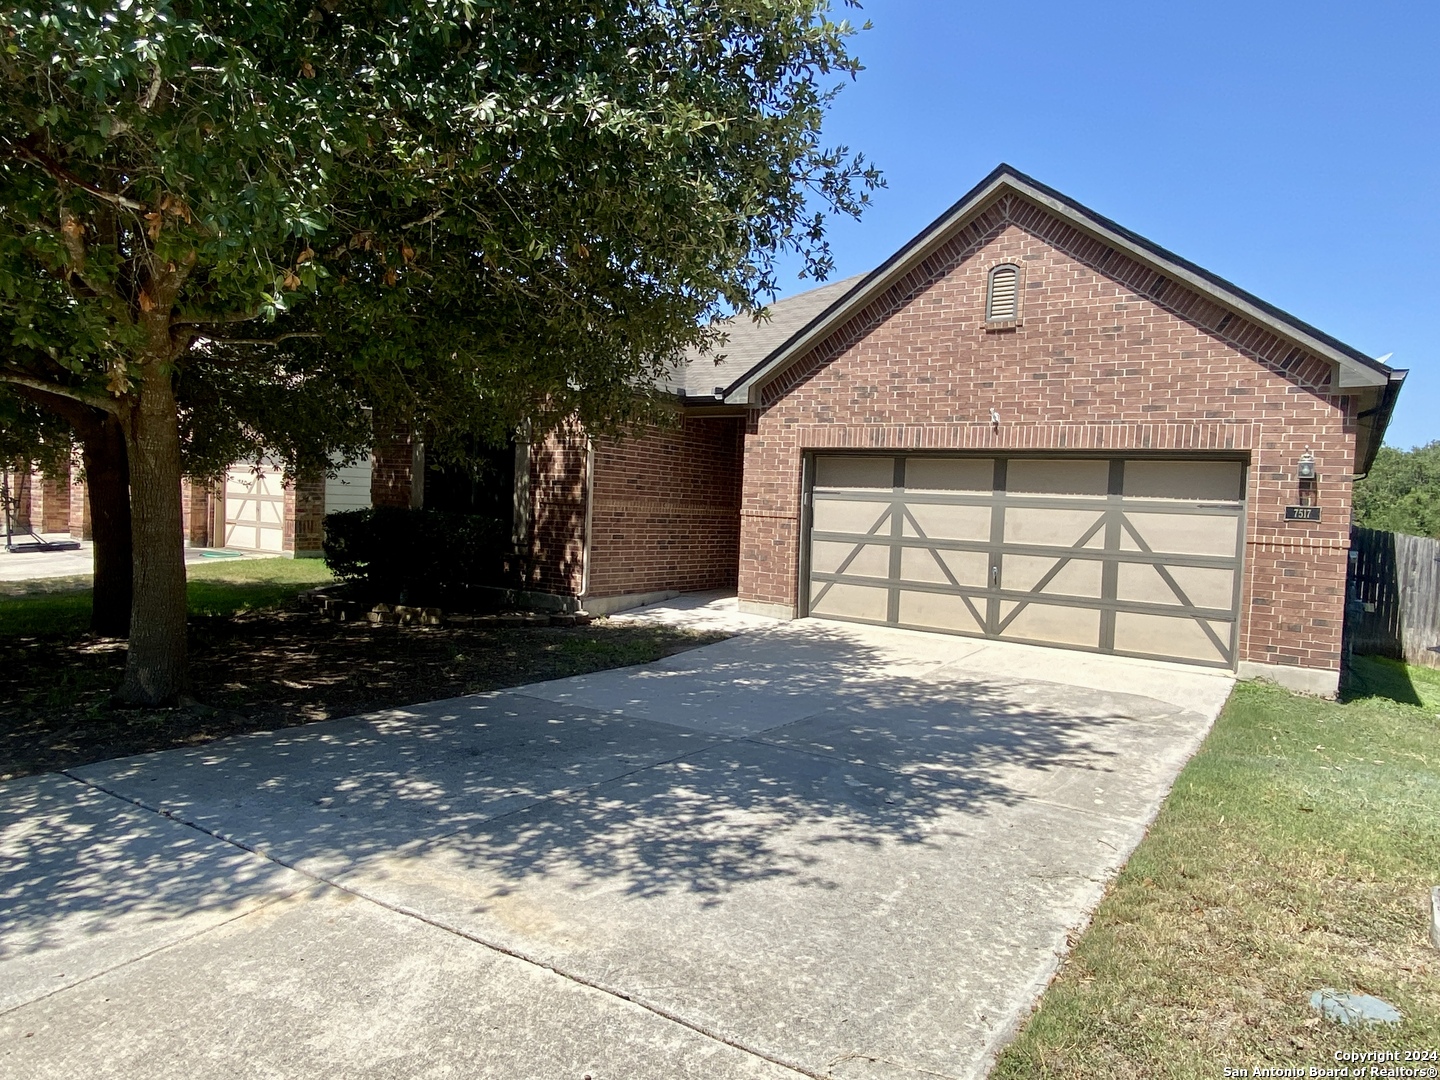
<box><xmin>3</xmin><ymin>621</ymin><xmax>1222</xmax><ymax>1079</ymax></box>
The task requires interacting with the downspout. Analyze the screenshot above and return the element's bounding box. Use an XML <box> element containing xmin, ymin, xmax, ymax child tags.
<box><xmin>579</xmin><ymin>437</ymin><xmax>595</xmax><ymax>606</ymax></box>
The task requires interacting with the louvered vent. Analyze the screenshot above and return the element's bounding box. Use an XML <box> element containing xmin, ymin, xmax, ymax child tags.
<box><xmin>987</xmin><ymin>266</ymin><xmax>1019</xmax><ymax>321</ymax></box>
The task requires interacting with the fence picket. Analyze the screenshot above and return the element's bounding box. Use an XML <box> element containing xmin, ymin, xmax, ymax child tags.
<box><xmin>1345</xmin><ymin>526</ymin><xmax>1440</xmax><ymax>667</ymax></box>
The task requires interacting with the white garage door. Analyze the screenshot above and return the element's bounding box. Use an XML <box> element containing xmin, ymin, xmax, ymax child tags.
<box><xmin>805</xmin><ymin>454</ymin><xmax>1246</xmax><ymax>668</ymax></box>
<box><xmin>224</xmin><ymin>464</ymin><xmax>286</xmax><ymax>553</ymax></box>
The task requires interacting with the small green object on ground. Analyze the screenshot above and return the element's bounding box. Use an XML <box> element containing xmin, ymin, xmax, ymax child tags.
<box><xmin>1309</xmin><ymin>989</ymin><xmax>1401</xmax><ymax>1025</ymax></box>
<box><xmin>198</xmin><ymin>549</ymin><xmax>245</xmax><ymax>559</ymax></box>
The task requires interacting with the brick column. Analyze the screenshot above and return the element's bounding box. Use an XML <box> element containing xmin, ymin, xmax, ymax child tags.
<box><xmin>68</xmin><ymin>468</ymin><xmax>91</xmax><ymax>540</ymax></box>
<box><xmin>180</xmin><ymin>479</ymin><xmax>213</xmax><ymax>547</ymax></box>
<box><xmin>40</xmin><ymin>467</ymin><xmax>71</xmax><ymax>534</ymax></box>
<box><xmin>10</xmin><ymin>470</ymin><xmax>32</xmax><ymax>529</ymax></box>
<box><xmin>371</xmin><ymin>419</ymin><xmax>417</xmax><ymax>509</ymax></box>
<box><xmin>284</xmin><ymin>473</ymin><xmax>326</xmax><ymax>557</ymax></box>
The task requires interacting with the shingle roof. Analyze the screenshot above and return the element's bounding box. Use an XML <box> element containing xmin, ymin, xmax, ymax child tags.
<box><xmin>664</xmin><ymin>274</ymin><xmax>867</xmax><ymax>398</ymax></box>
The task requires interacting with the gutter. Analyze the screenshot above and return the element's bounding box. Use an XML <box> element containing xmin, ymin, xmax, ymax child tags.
<box><xmin>1352</xmin><ymin>369</ymin><xmax>1408</xmax><ymax>479</ymax></box>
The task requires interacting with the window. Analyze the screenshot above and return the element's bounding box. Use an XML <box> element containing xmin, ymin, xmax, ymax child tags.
<box><xmin>986</xmin><ymin>264</ymin><xmax>1020</xmax><ymax>322</ymax></box>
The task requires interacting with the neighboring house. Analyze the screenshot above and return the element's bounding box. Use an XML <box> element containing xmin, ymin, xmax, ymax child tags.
<box><xmin>506</xmin><ymin>164</ymin><xmax>1403</xmax><ymax>696</ymax></box>
<box><xmin>6</xmin><ymin>423</ymin><xmax>414</xmax><ymax>558</ymax></box>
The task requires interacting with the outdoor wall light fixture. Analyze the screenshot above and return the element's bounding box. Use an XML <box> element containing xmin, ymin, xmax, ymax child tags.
<box><xmin>1296</xmin><ymin>449</ymin><xmax>1318</xmax><ymax>509</ymax></box>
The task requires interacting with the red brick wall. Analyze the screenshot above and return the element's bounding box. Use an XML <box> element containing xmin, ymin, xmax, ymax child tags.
<box><xmin>40</xmin><ymin>468</ymin><xmax>71</xmax><ymax>534</ymax></box>
<box><xmin>586</xmin><ymin>416</ymin><xmax>745</xmax><ymax>599</ymax></box>
<box><xmin>525</xmin><ymin>430</ymin><xmax>588</xmax><ymax>595</ymax></box>
<box><xmin>739</xmin><ymin>193</ymin><xmax>1358</xmax><ymax>675</ymax></box>
<box><xmin>181</xmin><ymin>480</ymin><xmax>213</xmax><ymax>546</ymax></box>
<box><xmin>68</xmin><ymin>469</ymin><xmax>90</xmax><ymax>540</ymax></box>
<box><xmin>371</xmin><ymin>419</ymin><xmax>415</xmax><ymax>509</ymax></box>
<box><xmin>284</xmin><ymin>474</ymin><xmax>326</xmax><ymax>557</ymax></box>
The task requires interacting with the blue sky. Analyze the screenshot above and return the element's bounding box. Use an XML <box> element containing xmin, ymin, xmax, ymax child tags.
<box><xmin>773</xmin><ymin>1</ymin><xmax>1438</xmax><ymax>450</ymax></box>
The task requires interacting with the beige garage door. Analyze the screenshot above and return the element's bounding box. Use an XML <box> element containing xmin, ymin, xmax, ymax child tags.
<box><xmin>805</xmin><ymin>455</ymin><xmax>1246</xmax><ymax>667</ymax></box>
<box><xmin>223</xmin><ymin>464</ymin><xmax>286</xmax><ymax>553</ymax></box>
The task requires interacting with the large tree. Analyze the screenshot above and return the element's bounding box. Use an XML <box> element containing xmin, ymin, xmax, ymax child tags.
<box><xmin>1</xmin><ymin>345</ymin><xmax>369</xmax><ymax>637</ymax></box>
<box><xmin>1354</xmin><ymin>443</ymin><xmax>1440</xmax><ymax>538</ymax></box>
<box><xmin>0</xmin><ymin>0</ymin><xmax>878</xmax><ymax>704</ymax></box>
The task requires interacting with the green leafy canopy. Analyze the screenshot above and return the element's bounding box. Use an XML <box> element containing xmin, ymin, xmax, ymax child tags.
<box><xmin>1354</xmin><ymin>442</ymin><xmax>1440</xmax><ymax>538</ymax></box>
<box><xmin>1</xmin><ymin>0</ymin><xmax>881</xmax><ymax>452</ymax></box>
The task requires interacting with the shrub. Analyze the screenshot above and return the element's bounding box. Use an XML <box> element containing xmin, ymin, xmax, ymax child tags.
<box><xmin>322</xmin><ymin>507</ymin><xmax>516</xmax><ymax>606</ymax></box>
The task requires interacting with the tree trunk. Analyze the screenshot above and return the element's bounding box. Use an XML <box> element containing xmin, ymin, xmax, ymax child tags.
<box><xmin>119</xmin><ymin>361</ymin><xmax>189</xmax><ymax>704</ymax></box>
<box><xmin>6</xmin><ymin>386</ymin><xmax>134</xmax><ymax>636</ymax></box>
<box><xmin>81</xmin><ymin>414</ymin><xmax>132</xmax><ymax>637</ymax></box>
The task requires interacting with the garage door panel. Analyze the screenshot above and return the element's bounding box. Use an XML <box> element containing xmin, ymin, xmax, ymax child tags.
<box><xmin>806</xmin><ymin>455</ymin><xmax>1244</xmax><ymax>669</ymax></box>
<box><xmin>1123</xmin><ymin>460</ymin><xmax>1243</xmax><ymax>502</ymax></box>
<box><xmin>1120</xmin><ymin>512</ymin><xmax>1239</xmax><ymax>557</ymax></box>
<box><xmin>1113</xmin><ymin>612</ymin><xmax>1230</xmax><ymax>663</ymax></box>
<box><xmin>1003</xmin><ymin>507</ymin><xmax>1106</xmax><ymax>548</ymax></box>
<box><xmin>904</xmin><ymin>457</ymin><xmax>994</xmax><ymax>493</ymax></box>
<box><xmin>999</xmin><ymin>602</ymin><xmax>1102</xmax><ymax>647</ymax></box>
<box><xmin>900</xmin><ymin>502</ymin><xmax>991</xmax><ymax>542</ymax></box>
<box><xmin>898</xmin><ymin>590</ymin><xmax>985</xmax><ymax>634</ymax></box>
<box><xmin>1002</xmin><ymin>555</ymin><xmax>1103</xmax><ymax>598</ymax></box>
<box><xmin>813</xmin><ymin>499</ymin><xmax>890</xmax><ymax>534</ymax></box>
<box><xmin>899</xmin><ymin>546</ymin><xmax>989</xmax><ymax>586</ymax></box>
<box><xmin>811</xmin><ymin>540</ymin><xmax>890</xmax><ymax>579</ymax></box>
<box><xmin>809</xmin><ymin>582</ymin><xmax>889</xmax><ymax>621</ymax></box>
<box><xmin>815</xmin><ymin>455</ymin><xmax>894</xmax><ymax>489</ymax></box>
<box><xmin>1115</xmin><ymin>562</ymin><xmax>1235</xmax><ymax>610</ymax></box>
<box><xmin>1007</xmin><ymin>459</ymin><xmax>1109</xmax><ymax>498</ymax></box>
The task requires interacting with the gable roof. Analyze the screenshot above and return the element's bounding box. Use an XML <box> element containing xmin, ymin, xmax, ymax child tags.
<box><xmin>683</xmin><ymin>163</ymin><xmax>1404</xmax><ymax>473</ymax></box>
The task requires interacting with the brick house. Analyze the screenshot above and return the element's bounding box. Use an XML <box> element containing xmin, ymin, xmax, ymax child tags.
<box><xmin>513</xmin><ymin>165</ymin><xmax>1404</xmax><ymax>696</ymax></box>
<box><xmin>10</xmin><ymin>165</ymin><xmax>1402</xmax><ymax>696</ymax></box>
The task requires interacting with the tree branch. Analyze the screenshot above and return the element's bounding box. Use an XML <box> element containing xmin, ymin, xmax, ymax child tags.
<box><xmin>207</xmin><ymin>332</ymin><xmax>322</xmax><ymax>347</ymax></box>
<box><xmin>172</xmin><ymin>309</ymin><xmax>262</xmax><ymax>327</ymax></box>
<box><xmin>8</xmin><ymin>381</ymin><xmax>99</xmax><ymax>430</ymax></box>
<box><xmin>402</xmin><ymin>208</ymin><xmax>445</xmax><ymax>230</ymax></box>
<box><xmin>0</xmin><ymin>370</ymin><xmax>120</xmax><ymax>414</ymax></box>
<box><xmin>55</xmin><ymin>205</ymin><xmax>127</xmax><ymax>312</ymax></box>
<box><xmin>8</xmin><ymin>139</ymin><xmax>146</xmax><ymax>211</ymax></box>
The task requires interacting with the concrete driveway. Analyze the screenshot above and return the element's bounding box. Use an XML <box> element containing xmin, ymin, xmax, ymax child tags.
<box><xmin>0</xmin><ymin>598</ymin><xmax>1234</xmax><ymax>1079</ymax></box>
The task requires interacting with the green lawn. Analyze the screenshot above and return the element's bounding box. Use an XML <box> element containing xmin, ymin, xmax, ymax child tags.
<box><xmin>993</xmin><ymin>657</ymin><xmax>1440</xmax><ymax>1078</ymax></box>
<box><xmin>0</xmin><ymin>557</ymin><xmax>334</xmax><ymax>636</ymax></box>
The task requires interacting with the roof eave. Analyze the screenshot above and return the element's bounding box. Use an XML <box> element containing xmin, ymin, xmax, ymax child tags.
<box><xmin>723</xmin><ymin>166</ymin><xmax>1393</xmax><ymax>405</ymax></box>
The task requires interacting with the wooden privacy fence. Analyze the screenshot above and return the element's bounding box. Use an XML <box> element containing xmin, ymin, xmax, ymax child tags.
<box><xmin>1345</xmin><ymin>526</ymin><xmax>1440</xmax><ymax>667</ymax></box>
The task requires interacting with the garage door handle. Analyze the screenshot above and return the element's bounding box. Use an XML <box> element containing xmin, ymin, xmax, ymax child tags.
<box><xmin>991</xmin><ymin>565</ymin><xmax>998</xmax><ymax>585</ymax></box>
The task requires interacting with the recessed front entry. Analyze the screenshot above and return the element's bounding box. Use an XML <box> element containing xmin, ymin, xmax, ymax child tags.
<box><xmin>804</xmin><ymin>454</ymin><xmax>1246</xmax><ymax>667</ymax></box>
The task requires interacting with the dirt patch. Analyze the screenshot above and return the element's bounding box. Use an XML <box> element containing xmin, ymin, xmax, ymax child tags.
<box><xmin>0</xmin><ymin>609</ymin><xmax>726</xmax><ymax>781</ymax></box>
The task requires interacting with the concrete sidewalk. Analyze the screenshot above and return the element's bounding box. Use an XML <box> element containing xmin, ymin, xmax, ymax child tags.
<box><xmin>0</xmin><ymin>601</ymin><xmax>1233</xmax><ymax>1079</ymax></box>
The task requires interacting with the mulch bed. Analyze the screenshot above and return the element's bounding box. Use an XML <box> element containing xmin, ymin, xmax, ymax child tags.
<box><xmin>0</xmin><ymin>609</ymin><xmax>725</xmax><ymax>781</ymax></box>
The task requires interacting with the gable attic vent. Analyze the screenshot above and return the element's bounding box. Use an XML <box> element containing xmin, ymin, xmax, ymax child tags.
<box><xmin>986</xmin><ymin>264</ymin><xmax>1019</xmax><ymax>321</ymax></box>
